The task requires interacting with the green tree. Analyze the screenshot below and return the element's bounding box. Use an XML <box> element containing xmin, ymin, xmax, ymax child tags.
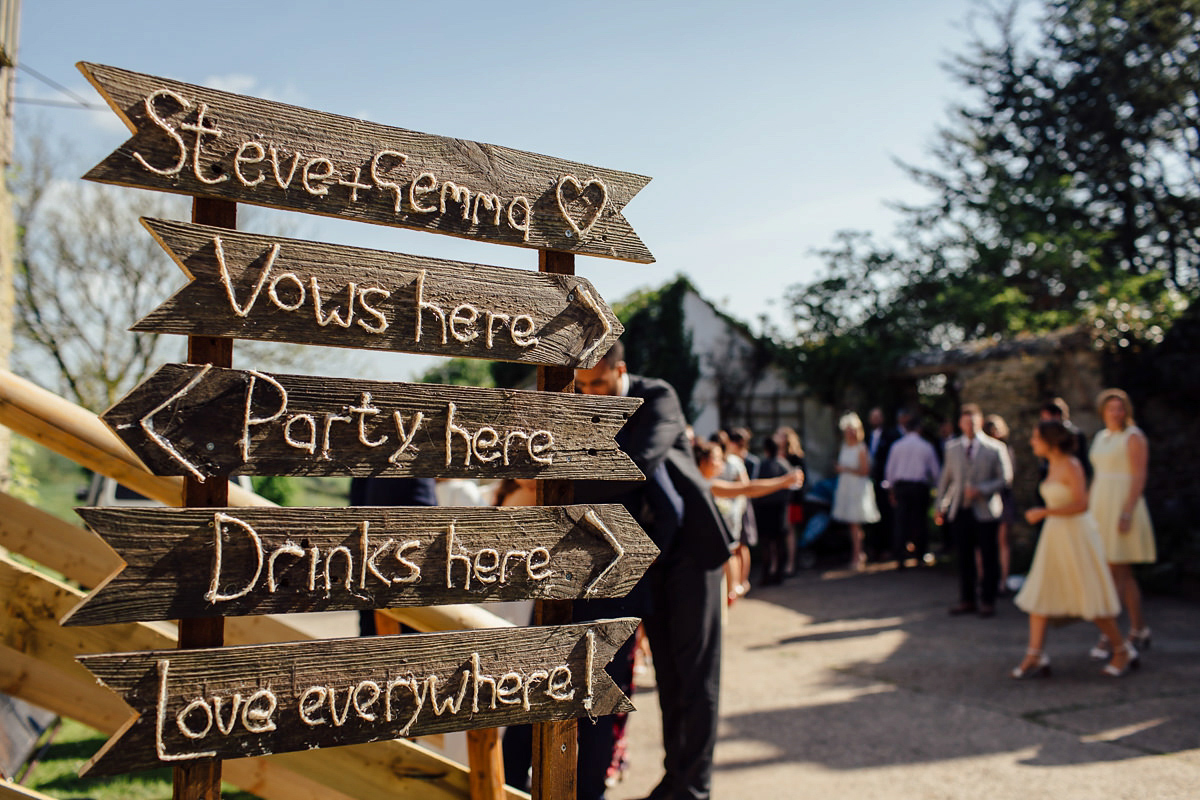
<box><xmin>786</xmin><ymin>0</ymin><xmax>1197</xmax><ymax>397</ymax></box>
<box><xmin>417</xmin><ymin>357</ymin><xmax>496</xmax><ymax>387</ymax></box>
<box><xmin>616</xmin><ymin>277</ymin><xmax>701</xmax><ymax>420</ymax></box>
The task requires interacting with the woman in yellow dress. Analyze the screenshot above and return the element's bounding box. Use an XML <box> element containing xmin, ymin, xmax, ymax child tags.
<box><xmin>1011</xmin><ymin>421</ymin><xmax>1134</xmax><ymax>678</ymax></box>
<box><xmin>1088</xmin><ymin>388</ymin><xmax>1155</xmax><ymax>657</ymax></box>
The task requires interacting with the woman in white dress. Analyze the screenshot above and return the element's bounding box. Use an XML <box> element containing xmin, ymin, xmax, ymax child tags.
<box><xmin>831</xmin><ymin>412</ymin><xmax>880</xmax><ymax>570</ymax></box>
<box><xmin>1088</xmin><ymin>388</ymin><xmax>1156</xmax><ymax>657</ymax></box>
<box><xmin>1012</xmin><ymin>420</ymin><xmax>1135</xmax><ymax>679</ymax></box>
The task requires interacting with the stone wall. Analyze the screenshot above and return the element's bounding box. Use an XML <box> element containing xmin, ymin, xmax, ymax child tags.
<box><xmin>894</xmin><ymin>330</ymin><xmax>1106</xmax><ymax>570</ymax></box>
<box><xmin>894</xmin><ymin>326</ymin><xmax>1197</xmax><ymax>581</ymax></box>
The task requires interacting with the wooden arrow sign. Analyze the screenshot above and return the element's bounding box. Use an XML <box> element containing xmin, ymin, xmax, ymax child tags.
<box><xmin>133</xmin><ymin>218</ymin><xmax>623</xmax><ymax>368</ymax></box>
<box><xmin>76</xmin><ymin>619</ymin><xmax>638</xmax><ymax>777</ymax></box>
<box><xmin>64</xmin><ymin>505</ymin><xmax>658</xmax><ymax>626</ymax></box>
<box><xmin>101</xmin><ymin>364</ymin><xmax>641</xmax><ymax>481</ymax></box>
<box><xmin>79</xmin><ymin>62</ymin><xmax>653</xmax><ymax>263</ymax></box>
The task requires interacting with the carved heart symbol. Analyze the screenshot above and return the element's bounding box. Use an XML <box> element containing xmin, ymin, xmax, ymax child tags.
<box><xmin>556</xmin><ymin>175</ymin><xmax>608</xmax><ymax>239</ymax></box>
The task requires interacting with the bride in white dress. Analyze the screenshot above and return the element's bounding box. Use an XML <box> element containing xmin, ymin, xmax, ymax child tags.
<box><xmin>1011</xmin><ymin>420</ymin><xmax>1135</xmax><ymax>679</ymax></box>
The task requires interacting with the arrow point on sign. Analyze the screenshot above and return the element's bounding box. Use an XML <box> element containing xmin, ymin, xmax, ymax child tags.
<box><xmin>59</xmin><ymin>565</ymin><xmax>126</xmax><ymax>627</ymax></box>
<box><xmin>571</xmin><ymin>285</ymin><xmax>615</xmax><ymax>368</ymax></box>
<box><xmin>581</xmin><ymin>507</ymin><xmax>625</xmax><ymax>597</ymax></box>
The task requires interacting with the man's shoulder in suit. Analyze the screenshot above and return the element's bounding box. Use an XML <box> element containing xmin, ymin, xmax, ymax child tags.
<box><xmin>628</xmin><ymin>374</ymin><xmax>675</xmax><ymax>399</ymax></box>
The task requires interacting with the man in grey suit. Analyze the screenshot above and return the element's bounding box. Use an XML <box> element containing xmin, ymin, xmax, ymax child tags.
<box><xmin>935</xmin><ymin>403</ymin><xmax>1013</xmax><ymax>617</ymax></box>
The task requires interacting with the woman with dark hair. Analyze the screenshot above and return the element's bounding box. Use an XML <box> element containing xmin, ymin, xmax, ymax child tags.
<box><xmin>773</xmin><ymin>426</ymin><xmax>806</xmax><ymax>575</ymax></box>
<box><xmin>753</xmin><ymin>436</ymin><xmax>793</xmax><ymax>585</ymax></box>
<box><xmin>693</xmin><ymin>439</ymin><xmax>803</xmax><ymax>596</ymax></box>
<box><xmin>1088</xmin><ymin>388</ymin><xmax>1156</xmax><ymax>657</ymax></box>
<box><xmin>1011</xmin><ymin>421</ymin><xmax>1134</xmax><ymax>679</ymax></box>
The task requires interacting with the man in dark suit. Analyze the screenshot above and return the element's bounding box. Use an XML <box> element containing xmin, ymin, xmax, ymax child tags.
<box><xmin>867</xmin><ymin>407</ymin><xmax>903</xmax><ymax>559</ymax></box>
<box><xmin>573</xmin><ymin>341</ymin><xmax>732</xmax><ymax>800</ymax></box>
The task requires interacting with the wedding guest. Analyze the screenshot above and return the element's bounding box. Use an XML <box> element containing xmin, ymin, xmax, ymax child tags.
<box><xmin>573</xmin><ymin>342</ymin><xmax>732</xmax><ymax>800</ymax></box>
<box><xmin>707</xmin><ymin>431</ymin><xmax>753</xmax><ymax>604</ymax></box>
<box><xmin>1011</xmin><ymin>420</ymin><xmax>1134</xmax><ymax>679</ymax></box>
<box><xmin>982</xmin><ymin>414</ymin><xmax>1017</xmax><ymax>595</ymax></box>
<box><xmin>935</xmin><ymin>404</ymin><xmax>1012</xmax><ymax>618</ymax></box>
<box><xmin>1039</xmin><ymin>397</ymin><xmax>1091</xmax><ymax>482</ymax></box>
<box><xmin>752</xmin><ymin>436</ymin><xmax>793</xmax><ymax>585</ymax></box>
<box><xmin>1088</xmin><ymin>388</ymin><xmax>1156</xmax><ymax>659</ymax></box>
<box><xmin>866</xmin><ymin>408</ymin><xmax>903</xmax><ymax>558</ymax></box>
<box><xmin>728</xmin><ymin>427</ymin><xmax>760</xmax><ymax>479</ymax></box>
<box><xmin>774</xmin><ymin>426</ymin><xmax>807</xmax><ymax>576</ymax></box>
<box><xmin>884</xmin><ymin>414</ymin><xmax>940</xmax><ymax>569</ymax></box>
<box><xmin>831</xmin><ymin>412</ymin><xmax>880</xmax><ymax>571</ymax></box>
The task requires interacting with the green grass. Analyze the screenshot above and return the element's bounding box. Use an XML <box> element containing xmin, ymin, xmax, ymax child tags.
<box><xmin>22</xmin><ymin>718</ymin><xmax>261</xmax><ymax>800</ymax></box>
<box><xmin>15</xmin><ymin>439</ymin><xmax>91</xmax><ymax>525</ymax></box>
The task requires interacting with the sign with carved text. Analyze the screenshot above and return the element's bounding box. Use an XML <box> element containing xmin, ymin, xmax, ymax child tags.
<box><xmin>102</xmin><ymin>364</ymin><xmax>641</xmax><ymax>481</ymax></box>
<box><xmin>134</xmin><ymin>218</ymin><xmax>623</xmax><ymax>368</ymax></box>
<box><xmin>79</xmin><ymin>62</ymin><xmax>653</xmax><ymax>263</ymax></box>
<box><xmin>64</xmin><ymin>505</ymin><xmax>657</xmax><ymax>626</ymax></box>
<box><xmin>76</xmin><ymin>619</ymin><xmax>637</xmax><ymax>777</ymax></box>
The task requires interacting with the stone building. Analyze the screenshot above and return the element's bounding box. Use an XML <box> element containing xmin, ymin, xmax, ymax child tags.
<box><xmin>894</xmin><ymin>328</ymin><xmax>1105</xmax><ymax>525</ymax></box>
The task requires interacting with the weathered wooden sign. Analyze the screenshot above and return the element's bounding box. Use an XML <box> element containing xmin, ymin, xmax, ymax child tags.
<box><xmin>64</xmin><ymin>505</ymin><xmax>658</xmax><ymax>626</ymax></box>
<box><xmin>134</xmin><ymin>218</ymin><xmax>623</xmax><ymax>368</ymax></box>
<box><xmin>76</xmin><ymin>619</ymin><xmax>638</xmax><ymax>777</ymax></box>
<box><xmin>79</xmin><ymin>62</ymin><xmax>653</xmax><ymax>262</ymax></box>
<box><xmin>102</xmin><ymin>364</ymin><xmax>642</xmax><ymax>481</ymax></box>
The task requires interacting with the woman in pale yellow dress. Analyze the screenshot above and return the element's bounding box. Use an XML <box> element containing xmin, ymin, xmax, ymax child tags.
<box><xmin>1011</xmin><ymin>421</ymin><xmax>1134</xmax><ymax>679</ymax></box>
<box><xmin>1089</xmin><ymin>388</ymin><xmax>1155</xmax><ymax>657</ymax></box>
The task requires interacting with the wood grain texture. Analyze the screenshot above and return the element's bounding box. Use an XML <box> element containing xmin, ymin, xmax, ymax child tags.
<box><xmin>0</xmin><ymin>555</ymin><xmax>526</xmax><ymax>800</ymax></box>
<box><xmin>77</xmin><ymin>620</ymin><xmax>639</xmax><ymax>777</ymax></box>
<box><xmin>0</xmin><ymin>486</ymin><xmax>517</xmax><ymax>642</ymax></box>
<box><xmin>466</xmin><ymin>729</ymin><xmax>505</xmax><ymax>800</ymax></box>
<box><xmin>0</xmin><ymin>489</ymin><xmax>118</xmax><ymax>590</ymax></box>
<box><xmin>0</xmin><ymin>367</ymin><xmax>273</xmax><ymax>509</ymax></box>
<box><xmin>101</xmin><ymin>364</ymin><xmax>642</xmax><ymax>480</ymax></box>
<box><xmin>79</xmin><ymin>63</ymin><xmax>653</xmax><ymax>263</ymax></box>
<box><xmin>175</xmin><ymin>197</ymin><xmax>235</xmax><ymax>800</ymax></box>
<box><xmin>0</xmin><ymin>645</ymin><xmax>359</xmax><ymax>800</ymax></box>
<box><xmin>135</xmin><ymin>219</ymin><xmax>624</xmax><ymax>369</ymax></box>
<box><xmin>532</xmin><ymin>248</ymin><xmax>577</xmax><ymax>800</ymax></box>
<box><xmin>65</xmin><ymin>505</ymin><xmax>657</xmax><ymax>625</ymax></box>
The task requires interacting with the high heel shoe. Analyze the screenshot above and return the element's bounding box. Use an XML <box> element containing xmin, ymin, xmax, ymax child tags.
<box><xmin>1128</xmin><ymin>627</ymin><xmax>1152</xmax><ymax>652</ymax></box>
<box><xmin>1102</xmin><ymin>642</ymin><xmax>1140</xmax><ymax>677</ymax></box>
<box><xmin>1011</xmin><ymin>649</ymin><xmax>1051</xmax><ymax>680</ymax></box>
<box><xmin>1087</xmin><ymin>635</ymin><xmax>1111</xmax><ymax>661</ymax></box>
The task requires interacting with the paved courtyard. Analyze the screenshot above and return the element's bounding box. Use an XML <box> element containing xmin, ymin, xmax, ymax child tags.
<box><xmin>610</xmin><ymin>563</ymin><xmax>1200</xmax><ymax>800</ymax></box>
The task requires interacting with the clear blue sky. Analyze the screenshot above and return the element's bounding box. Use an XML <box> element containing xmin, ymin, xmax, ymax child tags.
<box><xmin>15</xmin><ymin>0</ymin><xmax>977</xmax><ymax>380</ymax></box>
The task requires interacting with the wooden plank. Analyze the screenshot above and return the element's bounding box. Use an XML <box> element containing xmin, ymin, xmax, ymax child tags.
<box><xmin>78</xmin><ymin>62</ymin><xmax>653</xmax><ymax>264</ymax></box>
<box><xmin>0</xmin><ymin>647</ymin><xmax>368</xmax><ymax>800</ymax></box>
<box><xmin>77</xmin><ymin>619</ymin><xmax>639</xmax><ymax>777</ymax></box>
<box><xmin>466</xmin><ymin>729</ymin><xmax>504</xmax><ymax>800</ymax></box>
<box><xmin>101</xmin><ymin>364</ymin><xmax>642</xmax><ymax>481</ymax></box>
<box><xmin>65</xmin><ymin>505</ymin><xmax>656</xmax><ymax>625</ymax></box>
<box><xmin>0</xmin><ymin>779</ymin><xmax>61</xmax><ymax>800</ymax></box>
<box><xmin>176</xmin><ymin>208</ymin><xmax>234</xmax><ymax>800</ymax></box>
<box><xmin>0</xmin><ymin>487</ymin><xmax>517</xmax><ymax>644</ymax></box>
<box><xmin>0</xmin><ymin>555</ymin><xmax>529</xmax><ymax>800</ymax></box>
<box><xmin>0</xmin><ymin>367</ymin><xmax>273</xmax><ymax>509</ymax></box>
<box><xmin>1</xmin><ymin>646</ymin><xmax>132</xmax><ymax>732</ymax></box>
<box><xmin>532</xmin><ymin>248</ymin><xmax>578</xmax><ymax>800</ymax></box>
<box><xmin>135</xmin><ymin>219</ymin><xmax>624</xmax><ymax>369</ymax></box>
<box><xmin>0</xmin><ymin>490</ymin><xmax>117</xmax><ymax>590</ymax></box>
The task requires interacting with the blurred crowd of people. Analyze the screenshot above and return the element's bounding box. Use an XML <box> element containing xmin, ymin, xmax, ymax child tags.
<box><xmin>347</xmin><ymin>331</ymin><xmax>1157</xmax><ymax>799</ymax></box>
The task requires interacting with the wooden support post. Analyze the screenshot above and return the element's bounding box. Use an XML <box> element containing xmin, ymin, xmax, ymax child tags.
<box><xmin>467</xmin><ymin>729</ymin><xmax>505</xmax><ymax>800</ymax></box>
<box><xmin>532</xmin><ymin>249</ymin><xmax>577</xmax><ymax>800</ymax></box>
<box><xmin>175</xmin><ymin>196</ymin><xmax>236</xmax><ymax>800</ymax></box>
